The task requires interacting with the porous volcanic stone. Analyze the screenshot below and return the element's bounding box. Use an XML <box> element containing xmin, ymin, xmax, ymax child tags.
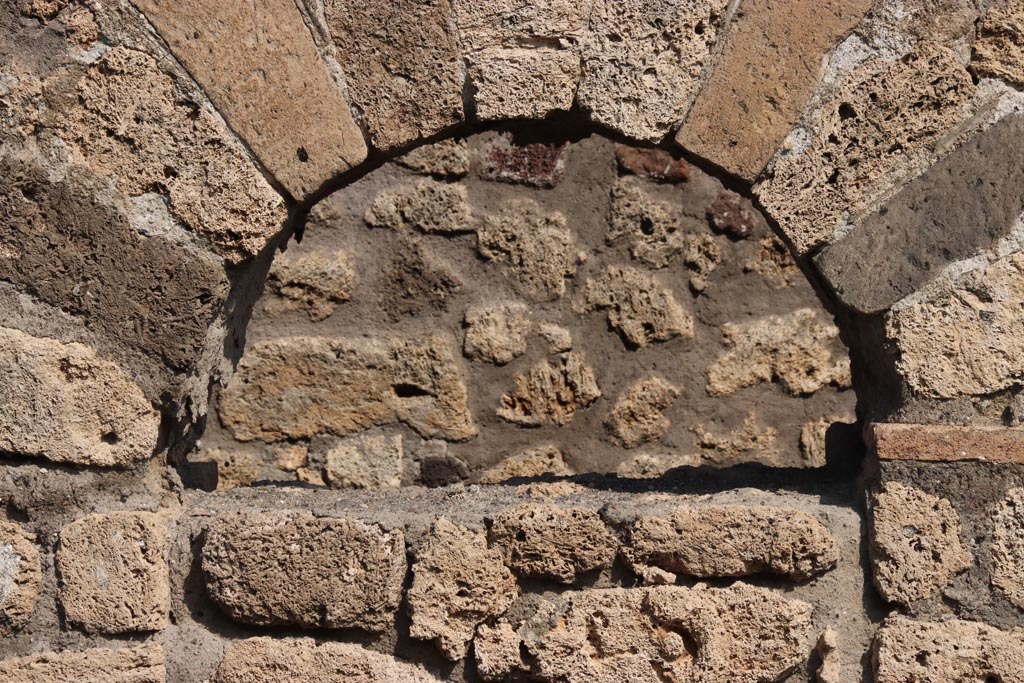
<box><xmin>202</xmin><ymin>512</ymin><xmax>405</xmax><ymax>632</ymax></box>
<box><xmin>604</xmin><ymin>375</ymin><xmax>681</xmax><ymax>448</ymax></box>
<box><xmin>0</xmin><ymin>521</ymin><xmax>41</xmax><ymax>636</ymax></box>
<box><xmin>364</xmin><ymin>178</ymin><xmax>472</xmax><ymax>234</ymax></box>
<box><xmin>474</xmin><ymin>621</ymin><xmax>525</xmax><ymax>681</ymax></box>
<box><xmin>323</xmin><ymin>432</ymin><xmax>404</xmax><ymax>489</ymax></box>
<box><xmin>463</xmin><ymin>302</ymin><xmax>530</xmax><ymax>365</ymax></box>
<box><xmin>322</xmin><ymin>0</ymin><xmax>464</xmax><ymax>151</ymax></box>
<box><xmin>477</xmin><ymin>134</ymin><xmax>567</xmax><ymax>188</ymax></box>
<box><xmin>407</xmin><ymin>517</ymin><xmax>518</xmax><ymax>660</ymax></box>
<box><xmin>489</xmin><ymin>504</ymin><xmax>618</xmax><ymax>583</ymax></box>
<box><xmin>624</xmin><ymin>505</ymin><xmax>838</xmax><ymax>583</ymax></box>
<box><xmin>266</xmin><ymin>248</ymin><xmax>354</xmax><ymax>321</ymax></box>
<box><xmin>972</xmin><ymin>1</ymin><xmax>1024</xmax><ymax>86</ymax></box>
<box><xmin>213</xmin><ymin>637</ymin><xmax>437</xmax><ymax>683</ymax></box>
<box><xmin>677</xmin><ymin>0</ymin><xmax>871</xmax><ymax>181</ymax></box>
<box><xmin>579</xmin><ymin>265</ymin><xmax>693</xmax><ymax>347</ymax></box>
<box><xmin>497</xmin><ymin>351</ymin><xmax>601</xmax><ymax>427</ymax></box>
<box><xmin>57</xmin><ymin>511</ymin><xmax>170</xmax><ymax>634</ymax></box>
<box><xmin>869</xmin><ymin>482</ymin><xmax>972</xmax><ymax>605</ymax></box>
<box><xmin>0</xmin><ymin>327</ymin><xmax>159</xmax><ymax>467</ymax></box>
<box><xmin>0</xmin><ymin>644</ymin><xmax>166</xmax><ymax>683</ymax></box>
<box><xmin>132</xmin><ymin>0</ymin><xmax>367</xmax><ymax>199</ymax></box>
<box><xmin>218</xmin><ymin>335</ymin><xmax>477</xmax><ymax>443</ymax></box>
<box><xmin>477</xmin><ymin>445</ymin><xmax>576</xmax><ymax>483</ymax></box>
<box><xmin>993</xmin><ymin>487</ymin><xmax>1024</xmax><ymax>608</ymax></box>
<box><xmin>396</xmin><ymin>139</ymin><xmax>470</xmax><ymax>178</ymax></box>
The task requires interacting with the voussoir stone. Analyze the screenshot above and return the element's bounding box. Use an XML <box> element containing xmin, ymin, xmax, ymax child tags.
<box><xmin>524</xmin><ymin>584</ymin><xmax>814</xmax><ymax>683</ymax></box>
<box><xmin>218</xmin><ymin>335</ymin><xmax>477</xmax><ymax>443</ymax></box>
<box><xmin>132</xmin><ymin>0</ymin><xmax>367</xmax><ymax>199</ymax></box>
<box><xmin>580</xmin><ymin>0</ymin><xmax>729</xmax><ymax>143</ymax></box>
<box><xmin>0</xmin><ymin>326</ymin><xmax>160</xmax><ymax>468</ymax></box>
<box><xmin>874</xmin><ymin>615</ymin><xmax>1024</xmax><ymax>683</ymax></box>
<box><xmin>322</xmin><ymin>0</ymin><xmax>464</xmax><ymax>151</ymax></box>
<box><xmin>0</xmin><ymin>521</ymin><xmax>41</xmax><ymax>636</ymax></box>
<box><xmin>202</xmin><ymin>512</ymin><xmax>405</xmax><ymax>632</ymax></box>
<box><xmin>57</xmin><ymin>511</ymin><xmax>170</xmax><ymax>634</ymax></box>
<box><xmin>624</xmin><ymin>505</ymin><xmax>838</xmax><ymax>583</ymax></box>
<box><xmin>0</xmin><ymin>644</ymin><xmax>166</xmax><ymax>683</ymax></box>
<box><xmin>489</xmin><ymin>504</ymin><xmax>618</xmax><ymax>583</ymax></box>
<box><xmin>677</xmin><ymin>0</ymin><xmax>871</xmax><ymax>182</ymax></box>
<box><xmin>407</xmin><ymin>517</ymin><xmax>518</xmax><ymax>660</ymax></box>
<box><xmin>972</xmin><ymin>1</ymin><xmax>1024</xmax><ymax>86</ymax></box>
<box><xmin>869</xmin><ymin>482</ymin><xmax>972</xmax><ymax>606</ymax></box>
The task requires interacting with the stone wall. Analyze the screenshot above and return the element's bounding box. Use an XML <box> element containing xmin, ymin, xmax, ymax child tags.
<box><xmin>3</xmin><ymin>0</ymin><xmax>1024</xmax><ymax>681</ymax></box>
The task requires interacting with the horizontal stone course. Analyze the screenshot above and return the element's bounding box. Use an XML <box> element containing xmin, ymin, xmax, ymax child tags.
<box><xmin>869</xmin><ymin>423</ymin><xmax>1024</xmax><ymax>463</ymax></box>
<box><xmin>0</xmin><ymin>644</ymin><xmax>166</xmax><ymax>683</ymax></box>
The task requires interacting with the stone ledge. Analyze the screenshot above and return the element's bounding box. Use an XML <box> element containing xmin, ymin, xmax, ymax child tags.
<box><xmin>867</xmin><ymin>423</ymin><xmax>1024</xmax><ymax>463</ymax></box>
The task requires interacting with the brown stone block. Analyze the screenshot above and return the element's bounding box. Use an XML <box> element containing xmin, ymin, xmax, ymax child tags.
<box><xmin>0</xmin><ymin>645</ymin><xmax>166</xmax><ymax>683</ymax></box>
<box><xmin>868</xmin><ymin>423</ymin><xmax>1024</xmax><ymax>463</ymax></box>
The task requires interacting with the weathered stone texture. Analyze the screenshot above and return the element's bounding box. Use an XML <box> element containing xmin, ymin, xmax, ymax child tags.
<box><xmin>478</xmin><ymin>199</ymin><xmax>575</xmax><ymax>301</ymax></box>
<box><xmin>474</xmin><ymin>621</ymin><xmax>524</xmax><ymax>681</ymax></box>
<box><xmin>972</xmin><ymin>1</ymin><xmax>1024</xmax><ymax>86</ymax></box>
<box><xmin>497</xmin><ymin>351</ymin><xmax>601</xmax><ymax>426</ymax></box>
<box><xmin>365</xmin><ymin>179</ymin><xmax>471</xmax><ymax>234</ymax></box>
<box><xmin>213</xmin><ymin>638</ymin><xmax>436</xmax><ymax>683</ymax></box>
<box><xmin>692</xmin><ymin>414</ymin><xmax>781</xmax><ymax>466</ymax></box>
<box><xmin>524</xmin><ymin>584</ymin><xmax>814</xmax><ymax>683</ymax></box>
<box><xmin>489</xmin><ymin>504</ymin><xmax>618</xmax><ymax>583</ymax></box>
<box><xmin>874</xmin><ymin>616</ymin><xmax>1024</xmax><ymax>683</ymax></box>
<box><xmin>869</xmin><ymin>482</ymin><xmax>972</xmax><ymax>605</ymax></box>
<box><xmin>815</xmin><ymin>627</ymin><xmax>841</xmax><ymax>683</ymax></box>
<box><xmin>886</xmin><ymin>251</ymin><xmax>1024</xmax><ymax>398</ymax></box>
<box><xmin>132</xmin><ymin>0</ymin><xmax>367</xmax><ymax>199</ymax></box>
<box><xmin>322</xmin><ymin>0</ymin><xmax>464</xmax><ymax>151</ymax></box>
<box><xmin>758</xmin><ymin>45</ymin><xmax>974</xmax><ymax>254</ymax></box>
<box><xmin>218</xmin><ymin>335</ymin><xmax>476</xmax><ymax>442</ymax></box>
<box><xmin>0</xmin><ymin>327</ymin><xmax>159</xmax><ymax>468</ymax></box>
<box><xmin>202</xmin><ymin>513</ymin><xmax>405</xmax><ymax>632</ymax></box>
<box><xmin>463</xmin><ymin>302</ymin><xmax>530</xmax><ymax>365</ymax></box>
<box><xmin>454</xmin><ymin>0</ymin><xmax>590</xmax><ymax>120</ymax></box>
<box><xmin>579</xmin><ymin>0</ymin><xmax>729</xmax><ymax>142</ymax></box>
<box><xmin>266</xmin><ymin>248</ymin><xmax>354</xmax><ymax>321</ymax></box>
<box><xmin>0</xmin><ymin>521</ymin><xmax>41</xmax><ymax>636</ymax></box>
<box><xmin>677</xmin><ymin>0</ymin><xmax>872</xmax><ymax>181</ymax></box>
<box><xmin>477</xmin><ymin>445</ymin><xmax>575</xmax><ymax>483</ymax></box>
<box><xmin>477</xmin><ymin>134</ymin><xmax>567</xmax><ymax>187</ymax></box>
<box><xmin>0</xmin><ymin>644</ymin><xmax>166</xmax><ymax>683</ymax></box>
<box><xmin>615</xmin><ymin>145</ymin><xmax>691</xmax><ymax>183</ymax></box>
<box><xmin>625</xmin><ymin>506</ymin><xmax>838</xmax><ymax>583</ymax></box>
<box><xmin>993</xmin><ymin>487</ymin><xmax>1024</xmax><ymax>608</ymax></box>
<box><xmin>604</xmin><ymin>376</ymin><xmax>681</xmax><ymax>448</ymax></box>
<box><xmin>407</xmin><ymin>517</ymin><xmax>518</xmax><ymax>660</ymax></box>
<box><xmin>580</xmin><ymin>265</ymin><xmax>693</xmax><ymax>347</ymax></box>
<box><xmin>383</xmin><ymin>237</ymin><xmax>463</xmax><ymax>319</ymax></box>
<box><xmin>868</xmin><ymin>423</ymin><xmax>1024</xmax><ymax>463</ymax></box>
<box><xmin>816</xmin><ymin>112</ymin><xmax>1024</xmax><ymax>313</ymax></box>
<box><xmin>707</xmin><ymin>190</ymin><xmax>764</xmax><ymax>240</ymax></box>
<box><xmin>396</xmin><ymin>138</ymin><xmax>470</xmax><ymax>178</ymax></box>
<box><xmin>57</xmin><ymin>511</ymin><xmax>170</xmax><ymax>634</ymax></box>
<box><xmin>323</xmin><ymin>432</ymin><xmax>403</xmax><ymax>489</ymax></box>
<box><xmin>706</xmin><ymin>309</ymin><xmax>850</xmax><ymax>397</ymax></box>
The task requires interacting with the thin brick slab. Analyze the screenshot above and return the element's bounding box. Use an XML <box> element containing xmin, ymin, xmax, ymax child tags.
<box><xmin>868</xmin><ymin>423</ymin><xmax>1024</xmax><ymax>463</ymax></box>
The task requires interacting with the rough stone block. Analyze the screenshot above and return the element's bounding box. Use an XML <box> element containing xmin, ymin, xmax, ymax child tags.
<box><xmin>322</xmin><ymin>0</ymin><xmax>464</xmax><ymax>151</ymax></box>
<box><xmin>0</xmin><ymin>645</ymin><xmax>166</xmax><ymax>683</ymax></box>
<box><xmin>477</xmin><ymin>134</ymin><xmax>567</xmax><ymax>187</ymax></box>
<box><xmin>0</xmin><ymin>327</ymin><xmax>159</xmax><ymax>467</ymax></box>
<box><xmin>57</xmin><ymin>511</ymin><xmax>170</xmax><ymax>634</ymax></box>
<box><xmin>868</xmin><ymin>423</ymin><xmax>1024</xmax><ymax>463</ymax></box>
<box><xmin>396</xmin><ymin>139</ymin><xmax>470</xmax><ymax>178</ymax></box>
<box><xmin>131</xmin><ymin>0</ymin><xmax>367</xmax><ymax>199</ymax></box>
<box><xmin>993</xmin><ymin>487</ymin><xmax>1024</xmax><ymax>609</ymax></box>
<box><xmin>0</xmin><ymin>521</ymin><xmax>41</xmax><ymax>636</ymax></box>
<box><xmin>816</xmin><ymin>112</ymin><xmax>1024</xmax><ymax>313</ymax></box>
<box><xmin>869</xmin><ymin>482</ymin><xmax>972</xmax><ymax>605</ymax></box>
<box><xmin>579</xmin><ymin>265</ymin><xmax>693</xmax><ymax>347</ymax></box>
<box><xmin>474</xmin><ymin>621</ymin><xmax>524</xmax><ymax>681</ymax></box>
<box><xmin>213</xmin><ymin>637</ymin><xmax>436</xmax><ymax>683</ymax></box>
<box><xmin>323</xmin><ymin>432</ymin><xmax>404</xmax><ymax>489</ymax></box>
<box><xmin>218</xmin><ymin>335</ymin><xmax>477</xmax><ymax>442</ymax></box>
<box><xmin>266</xmin><ymin>248</ymin><xmax>354</xmax><ymax>322</ymax></box>
<box><xmin>971</xmin><ymin>1</ymin><xmax>1024</xmax><ymax>86</ymax></box>
<box><xmin>407</xmin><ymin>517</ymin><xmax>518</xmax><ymax>660</ymax></box>
<box><xmin>677</xmin><ymin>0</ymin><xmax>871</xmax><ymax>182</ymax></box>
<box><xmin>489</xmin><ymin>504</ymin><xmax>618</xmax><ymax>583</ymax></box>
<box><xmin>603</xmin><ymin>376</ymin><xmax>681</xmax><ymax>448</ymax></box>
<box><xmin>364</xmin><ymin>179</ymin><xmax>471</xmax><ymax>234</ymax></box>
<box><xmin>463</xmin><ymin>302</ymin><xmax>530</xmax><ymax>365</ymax></box>
<box><xmin>580</xmin><ymin>0</ymin><xmax>729</xmax><ymax>142</ymax></box>
<box><xmin>615</xmin><ymin>145</ymin><xmax>692</xmax><ymax>183</ymax></box>
<box><xmin>477</xmin><ymin>445</ymin><xmax>575</xmax><ymax>483</ymax></box>
<box><xmin>202</xmin><ymin>512</ymin><xmax>405</xmax><ymax>632</ymax></box>
<box><xmin>624</xmin><ymin>505</ymin><xmax>838</xmax><ymax>583</ymax></box>
<box><xmin>874</xmin><ymin>616</ymin><xmax>1024</xmax><ymax>683</ymax></box>
<box><xmin>497</xmin><ymin>352</ymin><xmax>601</xmax><ymax>427</ymax></box>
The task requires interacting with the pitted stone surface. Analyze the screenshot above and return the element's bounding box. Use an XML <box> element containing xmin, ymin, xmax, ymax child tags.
<box><xmin>474</xmin><ymin>621</ymin><xmax>524</xmax><ymax>681</ymax></box>
<box><xmin>874</xmin><ymin>616</ymin><xmax>1024</xmax><ymax>683</ymax></box>
<box><xmin>603</xmin><ymin>375</ymin><xmax>681</xmax><ymax>448</ymax></box>
<box><xmin>463</xmin><ymin>302</ymin><xmax>530</xmax><ymax>365</ymax></box>
<box><xmin>972</xmin><ymin>1</ymin><xmax>1024</xmax><ymax>86</ymax></box>
<box><xmin>365</xmin><ymin>179</ymin><xmax>472</xmax><ymax>234</ymax></box>
<box><xmin>886</xmin><ymin>251</ymin><xmax>1024</xmax><ymax>399</ymax></box>
<box><xmin>218</xmin><ymin>335</ymin><xmax>477</xmax><ymax>442</ymax></box>
<box><xmin>396</xmin><ymin>139</ymin><xmax>470</xmax><ymax>178</ymax></box>
<box><xmin>489</xmin><ymin>504</ymin><xmax>618</xmax><ymax>583</ymax></box>
<box><xmin>758</xmin><ymin>45</ymin><xmax>974</xmax><ymax>255</ymax></box>
<box><xmin>497</xmin><ymin>351</ymin><xmax>601</xmax><ymax>426</ymax></box>
<box><xmin>580</xmin><ymin>265</ymin><xmax>693</xmax><ymax>347</ymax></box>
<box><xmin>816</xmin><ymin>112</ymin><xmax>1024</xmax><ymax>313</ymax></box>
<box><xmin>202</xmin><ymin>512</ymin><xmax>405</xmax><ymax>632</ymax></box>
<box><xmin>213</xmin><ymin>637</ymin><xmax>437</xmax><ymax>683</ymax></box>
<box><xmin>323</xmin><ymin>432</ymin><xmax>404</xmax><ymax>489</ymax></box>
<box><xmin>0</xmin><ymin>521</ymin><xmax>41</xmax><ymax>636</ymax></box>
<box><xmin>477</xmin><ymin>134</ymin><xmax>567</xmax><ymax>188</ymax></box>
<box><xmin>0</xmin><ymin>644</ymin><xmax>166</xmax><ymax>683</ymax></box>
<box><xmin>322</xmin><ymin>0</ymin><xmax>463</xmax><ymax>151</ymax></box>
<box><xmin>477</xmin><ymin>445</ymin><xmax>575</xmax><ymax>483</ymax></box>
<box><xmin>523</xmin><ymin>584</ymin><xmax>814</xmax><ymax>683</ymax></box>
<box><xmin>993</xmin><ymin>487</ymin><xmax>1024</xmax><ymax>608</ymax></box>
<box><xmin>869</xmin><ymin>482</ymin><xmax>972</xmax><ymax>605</ymax></box>
<box><xmin>0</xmin><ymin>326</ymin><xmax>160</xmax><ymax>467</ymax></box>
<box><xmin>407</xmin><ymin>517</ymin><xmax>518</xmax><ymax>660</ymax></box>
<box><xmin>706</xmin><ymin>309</ymin><xmax>850</xmax><ymax>397</ymax></box>
<box><xmin>57</xmin><ymin>511</ymin><xmax>170</xmax><ymax>634</ymax></box>
<box><xmin>579</xmin><ymin>0</ymin><xmax>729</xmax><ymax>143</ymax></box>
<box><xmin>132</xmin><ymin>0</ymin><xmax>367</xmax><ymax>199</ymax></box>
<box><xmin>624</xmin><ymin>505</ymin><xmax>838</xmax><ymax>583</ymax></box>
<box><xmin>267</xmin><ymin>248</ymin><xmax>354</xmax><ymax>321</ymax></box>
<box><xmin>615</xmin><ymin>146</ymin><xmax>692</xmax><ymax>183</ymax></box>
<box><xmin>677</xmin><ymin>0</ymin><xmax>872</xmax><ymax>182</ymax></box>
